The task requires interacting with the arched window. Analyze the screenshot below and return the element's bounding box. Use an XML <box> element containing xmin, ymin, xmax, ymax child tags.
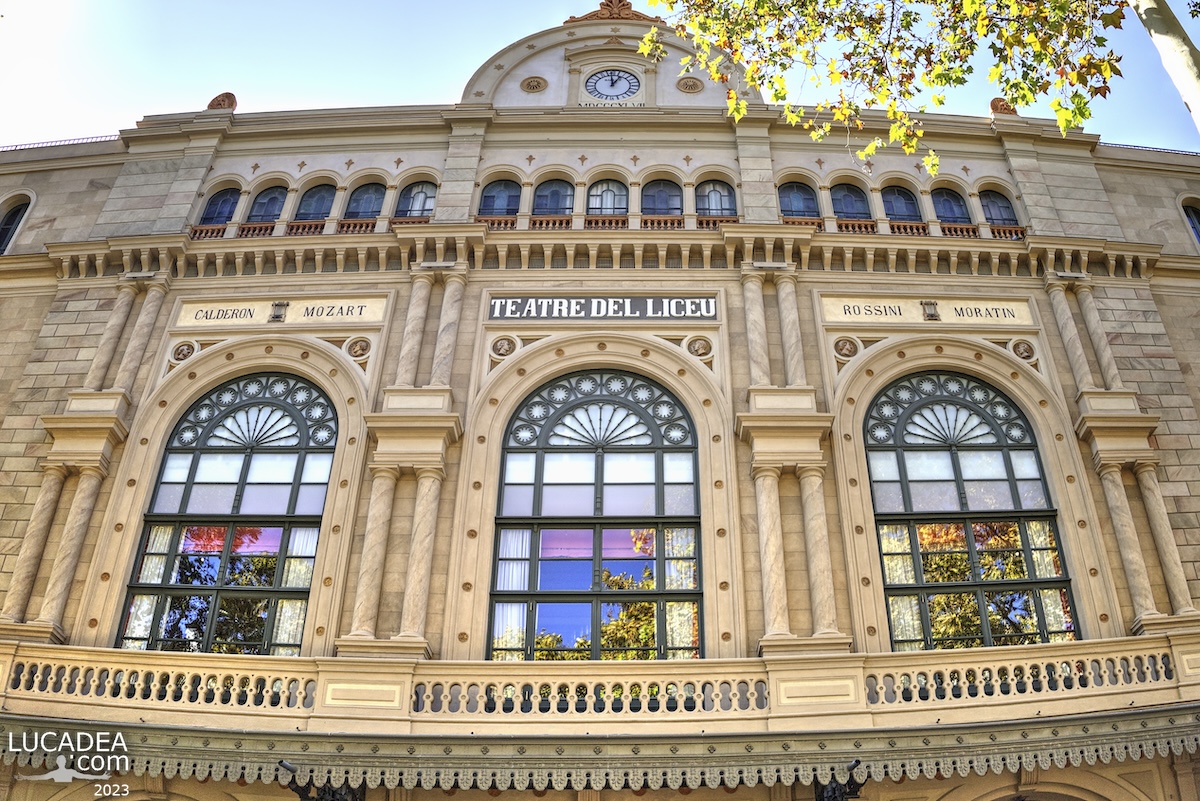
<box><xmin>881</xmin><ymin>186</ymin><xmax>922</xmax><ymax>222</ymax></box>
<box><xmin>587</xmin><ymin>180</ymin><xmax>628</xmax><ymax>215</ymax></box>
<box><xmin>0</xmin><ymin>200</ymin><xmax>30</xmax><ymax>254</ymax></box>
<box><xmin>1186</xmin><ymin>206</ymin><xmax>1200</xmax><ymax>244</ymax></box>
<box><xmin>533</xmin><ymin>180</ymin><xmax>574</xmax><ymax>215</ymax></box>
<box><xmin>119</xmin><ymin>373</ymin><xmax>337</xmax><ymax>655</ymax></box>
<box><xmin>778</xmin><ymin>183</ymin><xmax>819</xmax><ymax>218</ymax></box>
<box><xmin>479</xmin><ymin>180</ymin><xmax>521</xmax><ymax>216</ymax></box>
<box><xmin>491</xmin><ymin>370</ymin><xmax>701</xmax><ymax>661</ymax></box>
<box><xmin>931</xmin><ymin>188</ymin><xmax>971</xmax><ymax>224</ymax></box>
<box><xmin>294</xmin><ymin>184</ymin><xmax>336</xmax><ymax>221</ymax></box>
<box><xmin>247</xmin><ymin>187</ymin><xmax>287</xmax><ymax>223</ymax></box>
<box><xmin>864</xmin><ymin>371</ymin><xmax>1075</xmax><ymax>651</ymax></box>
<box><xmin>396</xmin><ymin>181</ymin><xmax>437</xmax><ymax>218</ymax></box>
<box><xmin>980</xmin><ymin>190</ymin><xmax>1019</xmax><ymax>226</ymax></box>
<box><xmin>695</xmin><ymin>180</ymin><xmax>736</xmax><ymax>216</ymax></box>
<box><xmin>641</xmin><ymin>180</ymin><xmax>683</xmax><ymax>216</ymax></box>
<box><xmin>831</xmin><ymin>184</ymin><xmax>871</xmax><ymax>219</ymax></box>
<box><xmin>344</xmin><ymin>183</ymin><xmax>385</xmax><ymax>219</ymax></box>
<box><xmin>199</xmin><ymin>188</ymin><xmax>240</xmax><ymax>226</ymax></box>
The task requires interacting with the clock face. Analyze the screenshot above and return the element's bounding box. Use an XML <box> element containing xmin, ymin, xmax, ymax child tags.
<box><xmin>585</xmin><ymin>69</ymin><xmax>641</xmax><ymax>100</ymax></box>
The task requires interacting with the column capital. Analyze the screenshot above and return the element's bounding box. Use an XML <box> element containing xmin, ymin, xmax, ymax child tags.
<box><xmin>740</xmin><ymin>269</ymin><xmax>767</xmax><ymax>286</ymax></box>
<box><xmin>143</xmin><ymin>280</ymin><xmax>171</xmax><ymax>297</ymax></box>
<box><xmin>1073</xmin><ymin>281</ymin><xmax>1095</xmax><ymax>297</ymax></box>
<box><xmin>773</xmin><ymin>271</ymin><xmax>799</xmax><ymax>287</ymax></box>
<box><xmin>1133</xmin><ymin>460</ymin><xmax>1162</xmax><ymax>476</ymax></box>
<box><xmin>414</xmin><ymin>465</ymin><xmax>447</xmax><ymax>482</ymax></box>
<box><xmin>796</xmin><ymin>464</ymin><xmax>826</xmax><ymax>480</ymax></box>
<box><xmin>441</xmin><ymin>270</ymin><xmax>468</xmax><ymax>287</ymax></box>
<box><xmin>41</xmin><ymin>463</ymin><xmax>71</xmax><ymax>479</ymax></box>
<box><xmin>114</xmin><ymin>281</ymin><xmax>140</xmax><ymax>297</ymax></box>
<box><xmin>1097</xmin><ymin>461</ymin><xmax>1124</xmax><ymax>477</ymax></box>
<box><xmin>751</xmin><ymin>463</ymin><xmax>783</xmax><ymax>481</ymax></box>
<box><xmin>368</xmin><ymin>463</ymin><xmax>403</xmax><ymax>482</ymax></box>
<box><xmin>77</xmin><ymin>463</ymin><xmax>108</xmax><ymax>480</ymax></box>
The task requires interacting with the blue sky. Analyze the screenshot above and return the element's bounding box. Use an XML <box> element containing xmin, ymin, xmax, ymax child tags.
<box><xmin>2</xmin><ymin>0</ymin><xmax>1200</xmax><ymax>152</ymax></box>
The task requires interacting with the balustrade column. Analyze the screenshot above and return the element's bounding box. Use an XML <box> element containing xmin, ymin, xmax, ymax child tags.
<box><xmin>752</xmin><ymin>465</ymin><xmax>792</xmax><ymax>638</ymax></box>
<box><xmin>1097</xmin><ymin>463</ymin><xmax>1159</xmax><ymax>621</ymax></box>
<box><xmin>112</xmin><ymin>282</ymin><xmax>169</xmax><ymax>393</ymax></box>
<box><xmin>1134</xmin><ymin>462</ymin><xmax>1196</xmax><ymax>615</ymax></box>
<box><xmin>741</xmin><ymin>272</ymin><xmax>771</xmax><ymax>387</ymax></box>
<box><xmin>32</xmin><ymin>465</ymin><xmax>106</xmax><ymax>631</ymax></box>
<box><xmin>396</xmin><ymin>467</ymin><xmax>445</xmax><ymax>639</ymax></box>
<box><xmin>82</xmin><ymin>284</ymin><xmax>138</xmax><ymax>391</ymax></box>
<box><xmin>1074</xmin><ymin>283</ymin><xmax>1125</xmax><ymax>391</ymax></box>
<box><xmin>1044</xmin><ymin>281</ymin><xmax>1097</xmax><ymax>392</ymax></box>
<box><xmin>798</xmin><ymin>466</ymin><xmax>839</xmax><ymax>636</ymax></box>
<box><xmin>347</xmin><ymin>465</ymin><xmax>401</xmax><ymax>638</ymax></box>
<box><xmin>774</xmin><ymin>274</ymin><xmax>807</xmax><ymax>387</ymax></box>
<box><xmin>392</xmin><ymin>273</ymin><xmax>436</xmax><ymax>387</ymax></box>
<box><xmin>0</xmin><ymin>465</ymin><xmax>69</xmax><ymax>623</ymax></box>
<box><xmin>428</xmin><ymin>273</ymin><xmax>466</xmax><ymax>387</ymax></box>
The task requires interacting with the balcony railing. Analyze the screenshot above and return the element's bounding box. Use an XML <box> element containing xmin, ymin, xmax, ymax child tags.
<box><xmin>584</xmin><ymin>215</ymin><xmax>628</xmax><ymax>230</ymax></box>
<box><xmin>189</xmin><ymin>224</ymin><xmax>226</xmax><ymax>241</ymax></box>
<box><xmin>888</xmin><ymin>221</ymin><xmax>928</xmax><ymax>236</ymax></box>
<box><xmin>941</xmin><ymin>222</ymin><xmax>981</xmax><ymax>238</ymax></box>
<box><xmin>476</xmin><ymin>215</ymin><xmax>518</xmax><ymax>230</ymax></box>
<box><xmin>697</xmin><ymin>215</ymin><xmax>738</xmax><ymax>230</ymax></box>
<box><xmin>641</xmin><ymin>215</ymin><xmax>684</xmax><ymax>231</ymax></box>
<box><xmin>836</xmin><ymin>218</ymin><xmax>877</xmax><ymax>234</ymax></box>
<box><xmin>390</xmin><ymin>215</ymin><xmax>431</xmax><ymax>226</ymax></box>
<box><xmin>529</xmin><ymin>215</ymin><xmax>572</xmax><ymax>231</ymax></box>
<box><xmin>781</xmin><ymin>216</ymin><xmax>824</xmax><ymax>232</ymax></box>
<box><xmin>336</xmin><ymin>218</ymin><xmax>377</xmax><ymax>235</ymax></box>
<box><xmin>236</xmin><ymin>222</ymin><xmax>275</xmax><ymax>238</ymax></box>
<box><xmin>285</xmin><ymin>220</ymin><xmax>324</xmax><ymax>236</ymax></box>
<box><xmin>991</xmin><ymin>224</ymin><xmax>1027</xmax><ymax>241</ymax></box>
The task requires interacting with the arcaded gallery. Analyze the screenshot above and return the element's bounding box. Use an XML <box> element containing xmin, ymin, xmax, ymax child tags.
<box><xmin>4</xmin><ymin>2</ymin><xmax>1200</xmax><ymax>799</ymax></box>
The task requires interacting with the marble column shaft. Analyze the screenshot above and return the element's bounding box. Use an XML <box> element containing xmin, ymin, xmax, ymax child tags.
<box><xmin>775</xmin><ymin>275</ymin><xmax>807</xmax><ymax>386</ymax></box>
<box><xmin>112</xmin><ymin>283</ymin><xmax>168</xmax><ymax>393</ymax></box>
<box><xmin>1134</xmin><ymin>463</ymin><xmax>1196</xmax><ymax>614</ymax></box>
<box><xmin>741</xmin><ymin>273</ymin><xmax>771</xmax><ymax>387</ymax></box>
<box><xmin>1097</xmin><ymin>464</ymin><xmax>1159</xmax><ymax>620</ymax></box>
<box><xmin>83</xmin><ymin>284</ymin><xmax>138</xmax><ymax>391</ymax></box>
<box><xmin>428</xmin><ymin>274</ymin><xmax>466</xmax><ymax>387</ymax></box>
<box><xmin>1074</xmin><ymin>284</ymin><xmax>1124</xmax><ymax>391</ymax></box>
<box><xmin>798</xmin><ymin>466</ymin><xmax>839</xmax><ymax>635</ymax></box>
<box><xmin>397</xmin><ymin>468</ymin><xmax>444</xmax><ymax>638</ymax></box>
<box><xmin>33</xmin><ymin>466</ymin><xmax>106</xmax><ymax>629</ymax></box>
<box><xmin>348</xmin><ymin>465</ymin><xmax>401</xmax><ymax>637</ymax></box>
<box><xmin>0</xmin><ymin>466</ymin><xmax>69</xmax><ymax>622</ymax></box>
<box><xmin>1045</xmin><ymin>283</ymin><xmax>1096</xmax><ymax>392</ymax></box>
<box><xmin>393</xmin><ymin>274</ymin><xmax>435</xmax><ymax>387</ymax></box>
<box><xmin>752</xmin><ymin>466</ymin><xmax>792</xmax><ymax>637</ymax></box>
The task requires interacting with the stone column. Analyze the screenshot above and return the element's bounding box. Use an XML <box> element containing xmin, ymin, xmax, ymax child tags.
<box><xmin>427</xmin><ymin>273</ymin><xmax>466</xmax><ymax>387</ymax></box>
<box><xmin>1044</xmin><ymin>281</ymin><xmax>1097</xmax><ymax>392</ymax></box>
<box><xmin>32</xmin><ymin>466</ymin><xmax>106</xmax><ymax>631</ymax></box>
<box><xmin>774</xmin><ymin>274</ymin><xmax>807</xmax><ymax>386</ymax></box>
<box><xmin>82</xmin><ymin>284</ymin><xmax>138</xmax><ymax>391</ymax></box>
<box><xmin>112</xmin><ymin>282</ymin><xmax>169</xmax><ymax>393</ymax></box>
<box><xmin>1074</xmin><ymin>283</ymin><xmax>1125</xmax><ymax>391</ymax></box>
<box><xmin>741</xmin><ymin>272</ymin><xmax>771</xmax><ymax>387</ymax></box>
<box><xmin>1134</xmin><ymin>462</ymin><xmax>1196</xmax><ymax>615</ymax></box>
<box><xmin>393</xmin><ymin>273</ymin><xmax>436</xmax><ymax>387</ymax></box>
<box><xmin>396</xmin><ymin>468</ymin><xmax>445</xmax><ymax>639</ymax></box>
<box><xmin>1097</xmin><ymin>463</ymin><xmax>1159</xmax><ymax>621</ymax></box>
<box><xmin>752</xmin><ymin>465</ymin><xmax>792</xmax><ymax>637</ymax></box>
<box><xmin>798</xmin><ymin>466</ymin><xmax>839</xmax><ymax>636</ymax></box>
<box><xmin>0</xmin><ymin>466</ymin><xmax>69</xmax><ymax>623</ymax></box>
<box><xmin>347</xmin><ymin>465</ymin><xmax>401</xmax><ymax>637</ymax></box>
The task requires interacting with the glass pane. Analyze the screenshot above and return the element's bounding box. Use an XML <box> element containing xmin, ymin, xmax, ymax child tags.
<box><xmin>918</xmin><ymin>522</ymin><xmax>966</xmax><ymax>551</ymax></box>
<box><xmin>501</xmin><ymin>485</ymin><xmax>533</xmax><ymax>516</ymax></box>
<box><xmin>904</xmin><ymin>450</ymin><xmax>954</xmax><ymax>479</ymax></box>
<box><xmin>909</xmin><ymin>481</ymin><xmax>959</xmax><ymax>511</ymax></box>
<box><xmin>665</xmin><ymin>559</ymin><xmax>697</xmax><ymax>590</ymax></box>
<box><xmin>541</xmin><ymin>485</ymin><xmax>595</xmax><ymax>516</ymax></box>
<box><xmin>602</xmin><ymin>484</ymin><xmax>655</xmax><ymax>515</ymax></box>
<box><xmin>603</xmin><ymin>453</ymin><xmax>655</xmax><ymax>483</ymax></box>
<box><xmin>927</xmin><ymin>593</ymin><xmax>983</xmax><ymax>644</ymax></box>
<box><xmin>973</xmin><ymin>520</ymin><xmax>1019</xmax><ymax>550</ymax></box>
<box><xmin>666</xmin><ymin>601</ymin><xmax>699</xmax><ymax>649</ymax></box>
<box><xmin>664</xmin><ymin>484</ymin><xmax>695</xmax><ymax>515</ymax></box>
<box><xmin>152</xmin><ymin>485</ymin><xmax>184</xmax><ymax>513</ymax></box>
<box><xmin>138</xmin><ymin>554</ymin><xmax>166</xmax><ymax>583</ymax></box>
<box><xmin>496</xmin><ymin>560</ymin><xmax>529</xmax><ymax>591</ymax></box>
<box><xmin>498</xmin><ymin>529</ymin><xmax>531</xmax><ymax>558</ymax></box>
<box><xmin>534</xmin><ymin>603</ymin><xmax>591</xmax><ymax>657</ymax></box>
<box><xmin>867</xmin><ymin>451</ymin><xmax>899</xmax><ymax>481</ymax></box>
<box><xmin>538</xmin><ymin>560</ymin><xmax>592</xmax><ymax>591</ymax></box>
<box><xmin>1017</xmin><ymin>481</ymin><xmax>1048</xmax><ymax>509</ymax></box>
<box><xmin>289</xmin><ymin>527</ymin><xmax>319</xmax><ymax>556</ymax></box>
<box><xmin>195</xmin><ymin>453</ymin><xmax>244</xmax><ymax>482</ymax></box>
<box><xmin>888</xmin><ymin>595</ymin><xmax>923</xmax><ymax>642</ymax></box>
<box><xmin>281</xmin><ymin>558</ymin><xmax>314</xmax><ymax>588</ymax></box>
<box><xmin>986</xmin><ymin>590</ymin><xmax>1038</xmax><ymax>636</ymax></box>
<box><xmin>161</xmin><ymin>453</ymin><xmax>193</xmax><ymax>482</ymax></box>
<box><xmin>600</xmin><ymin>600</ymin><xmax>657</xmax><ymax>656</ymax></box>
<box><xmin>540</xmin><ymin>528</ymin><xmax>592</xmax><ymax>558</ymax></box>
<box><xmin>301</xmin><ymin>453</ymin><xmax>334</xmax><ymax>483</ymax></box>
<box><xmin>1010</xmin><ymin>451</ymin><xmax>1041</xmax><ymax>479</ymax></box>
<box><xmin>1032</xmin><ymin>550</ymin><xmax>1063</xmax><ymax>578</ymax></box>
<box><xmin>603</xmin><ymin>527</ymin><xmax>655</xmax><ymax>557</ymax></box>
<box><xmin>174</xmin><ymin>555</ymin><xmax>220</xmax><ymax>585</ymax></box>
<box><xmin>602</xmin><ymin>560</ymin><xmax>655</xmax><ymax>589</ymax></box>
<box><xmin>181</xmin><ymin>525</ymin><xmax>227</xmax><ymax>553</ymax></box>
<box><xmin>159</xmin><ymin>595</ymin><xmax>211</xmax><ymax>642</ymax></box>
<box><xmin>505</xmin><ymin>453</ymin><xmax>535</xmax><ymax>484</ymax></box>
<box><xmin>1026</xmin><ymin>519</ymin><xmax>1054</xmax><ymax>549</ymax></box>
<box><xmin>878</xmin><ymin>524</ymin><xmax>911</xmax><ymax>554</ymax></box>
<box><xmin>922</xmin><ymin>552</ymin><xmax>970</xmax><ymax>582</ymax></box>
<box><xmin>958</xmin><ymin>451</ymin><xmax>1006</xmax><ymax>479</ymax></box>
<box><xmin>247</xmin><ymin>453</ymin><xmax>298</xmax><ymax>483</ymax></box>
<box><xmin>663</xmin><ymin>453</ymin><xmax>694</xmax><ymax>483</ymax></box>
<box><xmin>294</xmin><ymin>485</ymin><xmax>328</xmax><ymax>515</ymax></box>
<box><xmin>124</xmin><ymin>595</ymin><xmax>157</xmax><ymax>638</ymax></box>
<box><xmin>665</xmin><ymin>527</ymin><xmax>696</xmax><ymax>558</ymax></box>
<box><xmin>871</xmin><ymin>482</ymin><xmax>904</xmax><ymax>513</ymax></box>
<box><xmin>226</xmin><ymin>555</ymin><xmax>278</xmax><ymax>586</ymax></box>
<box><xmin>964</xmin><ymin>480</ymin><xmax>1014</xmax><ymax>510</ymax></box>
<box><xmin>273</xmin><ymin>599</ymin><xmax>308</xmax><ymax>644</ymax></box>
<box><xmin>214</xmin><ymin>596</ymin><xmax>267</xmax><ymax>643</ymax></box>
<box><xmin>884</xmin><ymin>555</ymin><xmax>916</xmax><ymax>584</ymax></box>
<box><xmin>492</xmin><ymin>602</ymin><xmax>526</xmax><ymax>650</ymax></box>
<box><xmin>543</xmin><ymin>453</ymin><xmax>596</xmax><ymax>483</ymax></box>
<box><xmin>1041</xmin><ymin>588</ymin><xmax>1073</xmax><ymax>632</ymax></box>
<box><xmin>232</xmin><ymin>526</ymin><xmax>283</xmax><ymax>553</ymax></box>
<box><xmin>240</xmin><ymin>485</ymin><xmax>292</xmax><ymax>514</ymax></box>
<box><xmin>978</xmin><ymin>550</ymin><xmax>1027</xmax><ymax>580</ymax></box>
<box><xmin>146</xmin><ymin>525</ymin><xmax>174</xmax><ymax>553</ymax></box>
<box><xmin>185</xmin><ymin>484</ymin><xmax>236</xmax><ymax>514</ymax></box>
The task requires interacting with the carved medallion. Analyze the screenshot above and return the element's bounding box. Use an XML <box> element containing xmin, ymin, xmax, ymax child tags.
<box><xmin>686</xmin><ymin>337</ymin><xmax>712</xmax><ymax>357</ymax></box>
<box><xmin>677</xmin><ymin>77</ymin><xmax>704</xmax><ymax>94</ymax></box>
<box><xmin>1012</xmin><ymin>339</ymin><xmax>1036</xmax><ymax>360</ymax></box>
<box><xmin>833</xmin><ymin>337</ymin><xmax>860</xmax><ymax>359</ymax></box>
<box><xmin>990</xmin><ymin>97</ymin><xmax>1018</xmax><ymax>115</ymax></box>
<box><xmin>172</xmin><ymin>342</ymin><xmax>196</xmax><ymax>362</ymax></box>
<box><xmin>206</xmin><ymin>92</ymin><xmax>237</xmax><ymax>111</ymax></box>
<box><xmin>346</xmin><ymin>338</ymin><xmax>371</xmax><ymax>358</ymax></box>
<box><xmin>521</xmin><ymin>76</ymin><xmax>548</xmax><ymax>93</ymax></box>
<box><xmin>491</xmin><ymin>337</ymin><xmax>517</xmax><ymax>357</ymax></box>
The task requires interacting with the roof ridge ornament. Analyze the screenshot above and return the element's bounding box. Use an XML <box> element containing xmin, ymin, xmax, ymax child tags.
<box><xmin>564</xmin><ymin>0</ymin><xmax>663</xmax><ymax>24</ymax></box>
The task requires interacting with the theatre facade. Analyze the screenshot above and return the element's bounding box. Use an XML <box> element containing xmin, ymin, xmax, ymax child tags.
<box><xmin>5</xmin><ymin>2</ymin><xmax>1200</xmax><ymax>799</ymax></box>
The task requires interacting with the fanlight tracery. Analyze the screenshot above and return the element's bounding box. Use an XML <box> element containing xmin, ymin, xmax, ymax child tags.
<box><xmin>170</xmin><ymin>374</ymin><xmax>336</xmax><ymax>449</ymax></box>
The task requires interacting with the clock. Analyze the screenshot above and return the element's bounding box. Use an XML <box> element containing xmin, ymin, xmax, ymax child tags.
<box><xmin>585</xmin><ymin>69</ymin><xmax>641</xmax><ymax>100</ymax></box>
